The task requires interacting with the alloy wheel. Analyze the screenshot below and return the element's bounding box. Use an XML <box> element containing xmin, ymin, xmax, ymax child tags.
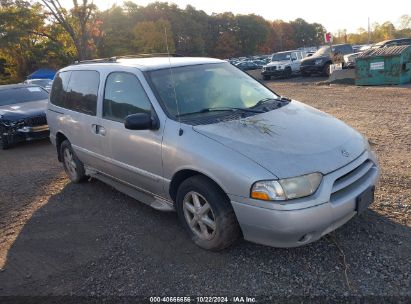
<box><xmin>182</xmin><ymin>191</ymin><xmax>217</xmax><ymax>240</ymax></box>
<box><xmin>63</xmin><ymin>147</ymin><xmax>77</xmax><ymax>179</ymax></box>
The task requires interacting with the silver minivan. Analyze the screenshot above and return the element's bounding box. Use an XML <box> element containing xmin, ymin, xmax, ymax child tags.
<box><xmin>47</xmin><ymin>57</ymin><xmax>379</xmax><ymax>250</ymax></box>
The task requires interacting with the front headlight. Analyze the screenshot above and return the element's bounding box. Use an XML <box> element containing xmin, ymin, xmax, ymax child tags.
<box><xmin>251</xmin><ymin>172</ymin><xmax>322</xmax><ymax>201</ymax></box>
<box><xmin>315</xmin><ymin>59</ymin><xmax>323</xmax><ymax>65</ymax></box>
<box><xmin>1</xmin><ymin>120</ymin><xmax>17</xmax><ymax>127</ymax></box>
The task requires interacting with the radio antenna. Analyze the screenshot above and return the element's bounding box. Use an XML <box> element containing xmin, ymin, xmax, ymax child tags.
<box><xmin>164</xmin><ymin>27</ymin><xmax>183</xmax><ymax>136</ymax></box>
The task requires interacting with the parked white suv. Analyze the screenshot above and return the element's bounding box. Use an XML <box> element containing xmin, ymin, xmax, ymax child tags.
<box><xmin>47</xmin><ymin>56</ymin><xmax>379</xmax><ymax>250</ymax></box>
<box><xmin>261</xmin><ymin>50</ymin><xmax>305</xmax><ymax>79</ymax></box>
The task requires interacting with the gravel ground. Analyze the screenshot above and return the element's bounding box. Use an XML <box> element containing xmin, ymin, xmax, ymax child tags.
<box><xmin>0</xmin><ymin>77</ymin><xmax>410</xmax><ymax>301</ymax></box>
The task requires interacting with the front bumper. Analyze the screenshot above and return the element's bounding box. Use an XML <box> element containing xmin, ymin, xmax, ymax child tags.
<box><xmin>300</xmin><ymin>65</ymin><xmax>323</xmax><ymax>74</ymax></box>
<box><xmin>2</xmin><ymin>125</ymin><xmax>50</xmax><ymax>144</ymax></box>
<box><xmin>261</xmin><ymin>69</ymin><xmax>286</xmax><ymax>77</ymax></box>
<box><xmin>230</xmin><ymin>151</ymin><xmax>380</xmax><ymax>247</ymax></box>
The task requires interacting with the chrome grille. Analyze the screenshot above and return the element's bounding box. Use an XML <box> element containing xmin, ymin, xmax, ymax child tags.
<box><xmin>330</xmin><ymin>159</ymin><xmax>375</xmax><ymax>202</ymax></box>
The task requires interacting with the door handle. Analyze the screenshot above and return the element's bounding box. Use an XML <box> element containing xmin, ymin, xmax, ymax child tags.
<box><xmin>96</xmin><ymin>125</ymin><xmax>106</xmax><ymax>136</ymax></box>
<box><xmin>91</xmin><ymin>124</ymin><xmax>106</xmax><ymax>136</ymax></box>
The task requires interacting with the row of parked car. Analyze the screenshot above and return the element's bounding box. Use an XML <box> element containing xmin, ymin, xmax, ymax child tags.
<box><xmin>229</xmin><ymin>37</ymin><xmax>411</xmax><ymax>79</ymax></box>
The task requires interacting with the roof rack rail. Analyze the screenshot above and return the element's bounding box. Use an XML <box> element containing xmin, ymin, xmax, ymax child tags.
<box><xmin>72</xmin><ymin>53</ymin><xmax>184</xmax><ymax>65</ymax></box>
<box><xmin>116</xmin><ymin>53</ymin><xmax>184</xmax><ymax>59</ymax></box>
<box><xmin>72</xmin><ymin>57</ymin><xmax>117</xmax><ymax>65</ymax></box>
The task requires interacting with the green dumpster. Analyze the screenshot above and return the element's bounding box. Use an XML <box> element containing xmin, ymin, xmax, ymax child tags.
<box><xmin>355</xmin><ymin>45</ymin><xmax>411</xmax><ymax>85</ymax></box>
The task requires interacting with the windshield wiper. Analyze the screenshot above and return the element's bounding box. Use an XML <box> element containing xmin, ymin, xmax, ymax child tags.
<box><xmin>177</xmin><ymin>107</ymin><xmax>263</xmax><ymax>117</ymax></box>
<box><xmin>251</xmin><ymin>96</ymin><xmax>291</xmax><ymax>109</ymax></box>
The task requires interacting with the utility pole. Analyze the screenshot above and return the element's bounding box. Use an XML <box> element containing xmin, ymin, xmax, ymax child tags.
<box><xmin>368</xmin><ymin>17</ymin><xmax>371</xmax><ymax>44</ymax></box>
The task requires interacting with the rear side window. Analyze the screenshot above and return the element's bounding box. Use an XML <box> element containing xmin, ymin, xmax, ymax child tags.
<box><xmin>66</xmin><ymin>71</ymin><xmax>99</xmax><ymax>115</ymax></box>
<box><xmin>335</xmin><ymin>45</ymin><xmax>352</xmax><ymax>54</ymax></box>
<box><xmin>50</xmin><ymin>70</ymin><xmax>99</xmax><ymax>116</ymax></box>
<box><xmin>103</xmin><ymin>72</ymin><xmax>151</xmax><ymax>122</ymax></box>
<box><xmin>50</xmin><ymin>71</ymin><xmax>71</xmax><ymax>108</ymax></box>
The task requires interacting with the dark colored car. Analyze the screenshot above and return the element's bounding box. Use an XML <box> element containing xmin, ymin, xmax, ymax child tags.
<box><xmin>235</xmin><ymin>61</ymin><xmax>259</xmax><ymax>71</ymax></box>
<box><xmin>0</xmin><ymin>84</ymin><xmax>49</xmax><ymax>149</ymax></box>
<box><xmin>370</xmin><ymin>38</ymin><xmax>411</xmax><ymax>49</ymax></box>
<box><xmin>252</xmin><ymin>60</ymin><xmax>266</xmax><ymax>69</ymax></box>
<box><xmin>300</xmin><ymin>44</ymin><xmax>354</xmax><ymax>76</ymax></box>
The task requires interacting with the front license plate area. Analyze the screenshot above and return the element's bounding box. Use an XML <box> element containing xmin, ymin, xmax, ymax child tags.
<box><xmin>356</xmin><ymin>186</ymin><xmax>375</xmax><ymax>214</ymax></box>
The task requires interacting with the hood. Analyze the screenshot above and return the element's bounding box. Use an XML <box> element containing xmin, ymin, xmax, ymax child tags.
<box><xmin>302</xmin><ymin>54</ymin><xmax>330</xmax><ymax>63</ymax></box>
<box><xmin>0</xmin><ymin>99</ymin><xmax>48</xmax><ymax>121</ymax></box>
<box><xmin>265</xmin><ymin>60</ymin><xmax>290</xmax><ymax>67</ymax></box>
<box><xmin>193</xmin><ymin>101</ymin><xmax>365</xmax><ymax>179</ymax></box>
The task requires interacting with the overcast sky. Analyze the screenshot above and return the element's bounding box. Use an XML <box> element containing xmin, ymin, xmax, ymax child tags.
<box><xmin>63</xmin><ymin>0</ymin><xmax>408</xmax><ymax>33</ymax></box>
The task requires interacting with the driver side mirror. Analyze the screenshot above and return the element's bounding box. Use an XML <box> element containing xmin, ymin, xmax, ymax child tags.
<box><xmin>124</xmin><ymin>113</ymin><xmax>159</xmax><ymax>130</ymax></box>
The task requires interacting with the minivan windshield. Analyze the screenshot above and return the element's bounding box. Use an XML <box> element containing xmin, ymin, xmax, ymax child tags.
<box><xmin>147</xmin><ymin>63</ymin><xmax>280</xmax><ymax>118</ymax></box>
<box><xmin>271</xmin><ymin>52</ymin><xmax>291</xmax><ymax>61</ymax></box>
<box><xmin>0</xmin><ymin>86</ymin><xmax>49</xmax><ymax>106</ymax></box>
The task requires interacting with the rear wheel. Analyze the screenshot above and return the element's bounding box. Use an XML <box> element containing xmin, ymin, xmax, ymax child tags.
<box><xmin>176</xmin><ymin>175</ymin><xmax>241</xmax><ymax>251</ymax></box>
<box><xmin>60</xmin><ymin>140</ymin><xmax>87</xmax><ymax>183</ymax></box>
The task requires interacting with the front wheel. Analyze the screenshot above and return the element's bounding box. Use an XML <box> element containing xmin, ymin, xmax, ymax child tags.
<box><xmin>284</xmin><ymin>67</ymin><xmax>292</xmax><ymax>78</ymax></box>
<box><xmin>0</xmin><ymin>136</ymin><xmax>9</xmax><ymax>150</ymax></box>
<box><xmin>323</xmin><ymin>63</ymin><xmax>331</xmax><ymax>76</ymax></box>
<box><xmin>176</xmin><ymin>176</ymin><xmax>241</xmax><ymax>251</ymax></box>
<box><xmin>60</xmin><ymin>140</ymin><xmax>87</xmax><ymax>183</ymax></box>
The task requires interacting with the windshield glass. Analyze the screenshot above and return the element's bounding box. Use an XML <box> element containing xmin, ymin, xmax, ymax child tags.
<box><xmin>147</xmin><ymin>63</ymin><xmax>279</xmax><ymax>118</ymax></box>
<box><xmin>28</xmin><ymin>79</ymin><xmax>52</xmax><ymax>87</ymax></box>
<box><xmin>313</xmin><ymin>46</ymin><xmax>332</xmax><ymax>56</ymax></box>
<box><xmin>271</xmin><ymin>52</ymin><xmax>291</xmax><ymax>61</ymax></box>
<box><xmin>0</xmin><ymin>87</ymin><xmax>49</xmax><ymax>106</ymax></box>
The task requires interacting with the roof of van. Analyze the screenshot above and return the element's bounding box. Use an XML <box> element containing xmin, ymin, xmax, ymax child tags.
<box><xmin>61</xmin><ymin>57</ymin><xmax>224</xmax><ymax>72</ymax></box>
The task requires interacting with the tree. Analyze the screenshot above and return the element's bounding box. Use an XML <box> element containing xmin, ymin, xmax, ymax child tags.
<box><xmin>40</xmin><ymin>0</ymin><xmax>101</xmax><ymax>60</ymax></box>
<box><xmin>236</xmin><ymin>14</ymin><xmax>270</xmax><ymax>55</ymax></box>
<box><xmin>96</xmin><ymin>5</ymin><xmax>134</xmax><ymax>57</ymax></box>
<box><xmin>214</xmin><ymin>32</ymin><xmax>238</xmax><ymax>58</ymax></box>
<box><xmin>290</xmin><ymin>18</ymin><xmax>326</xmax><ymax>47</ymax></box>
<box><xmin>133</xmin><ymin>19</ymin><xmax>175</xmax><ymax>53</ymax></box>
<box><xmin>398</xmin><ymin>14</ymin><xmax>411</xmax><ymax>30</ymax></box>
<box><xmin>0</xmin><ymin>1</ymin><xmax>73</xmax><ymax>83</ymax></box>
<box><xmin>271</xmin><ymin>20</ymin><xmax>296</xmax><ymax>51</ymax></box>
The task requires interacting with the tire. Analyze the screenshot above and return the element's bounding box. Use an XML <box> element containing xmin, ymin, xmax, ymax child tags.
<box><xmin>176</xmin><ymin>175</ymin><xmax>241</xmax><ymax>251</ymax></box>
<box><xmin>284</xmin><ymin>67</ymin><xmax>292</xmax><ymax>78</ymax></box>
<box><xmin>0</xmin><ymin>136</ymin><xmax>9</xmax><ymax>150</ymax></box>
<box><xmin>263</xmin><ymin>75</ymin><xmax>271</xmax><ymax>80</ymax></box>
<box><xmin>60</xmin><ymin>140</ymin><xmax>87</xmax><ymax>183</ymax></box>
<box><xmin>323</xmin><ymin>63</ymin><xmax>331</xmax><ymax>76</ymax></box>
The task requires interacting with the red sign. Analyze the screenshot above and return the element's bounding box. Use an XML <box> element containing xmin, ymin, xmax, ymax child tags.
<box><xmin>325</xmin><ymin>32</ymin><xmax>333</xmax><ymax>43</ymax></box>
